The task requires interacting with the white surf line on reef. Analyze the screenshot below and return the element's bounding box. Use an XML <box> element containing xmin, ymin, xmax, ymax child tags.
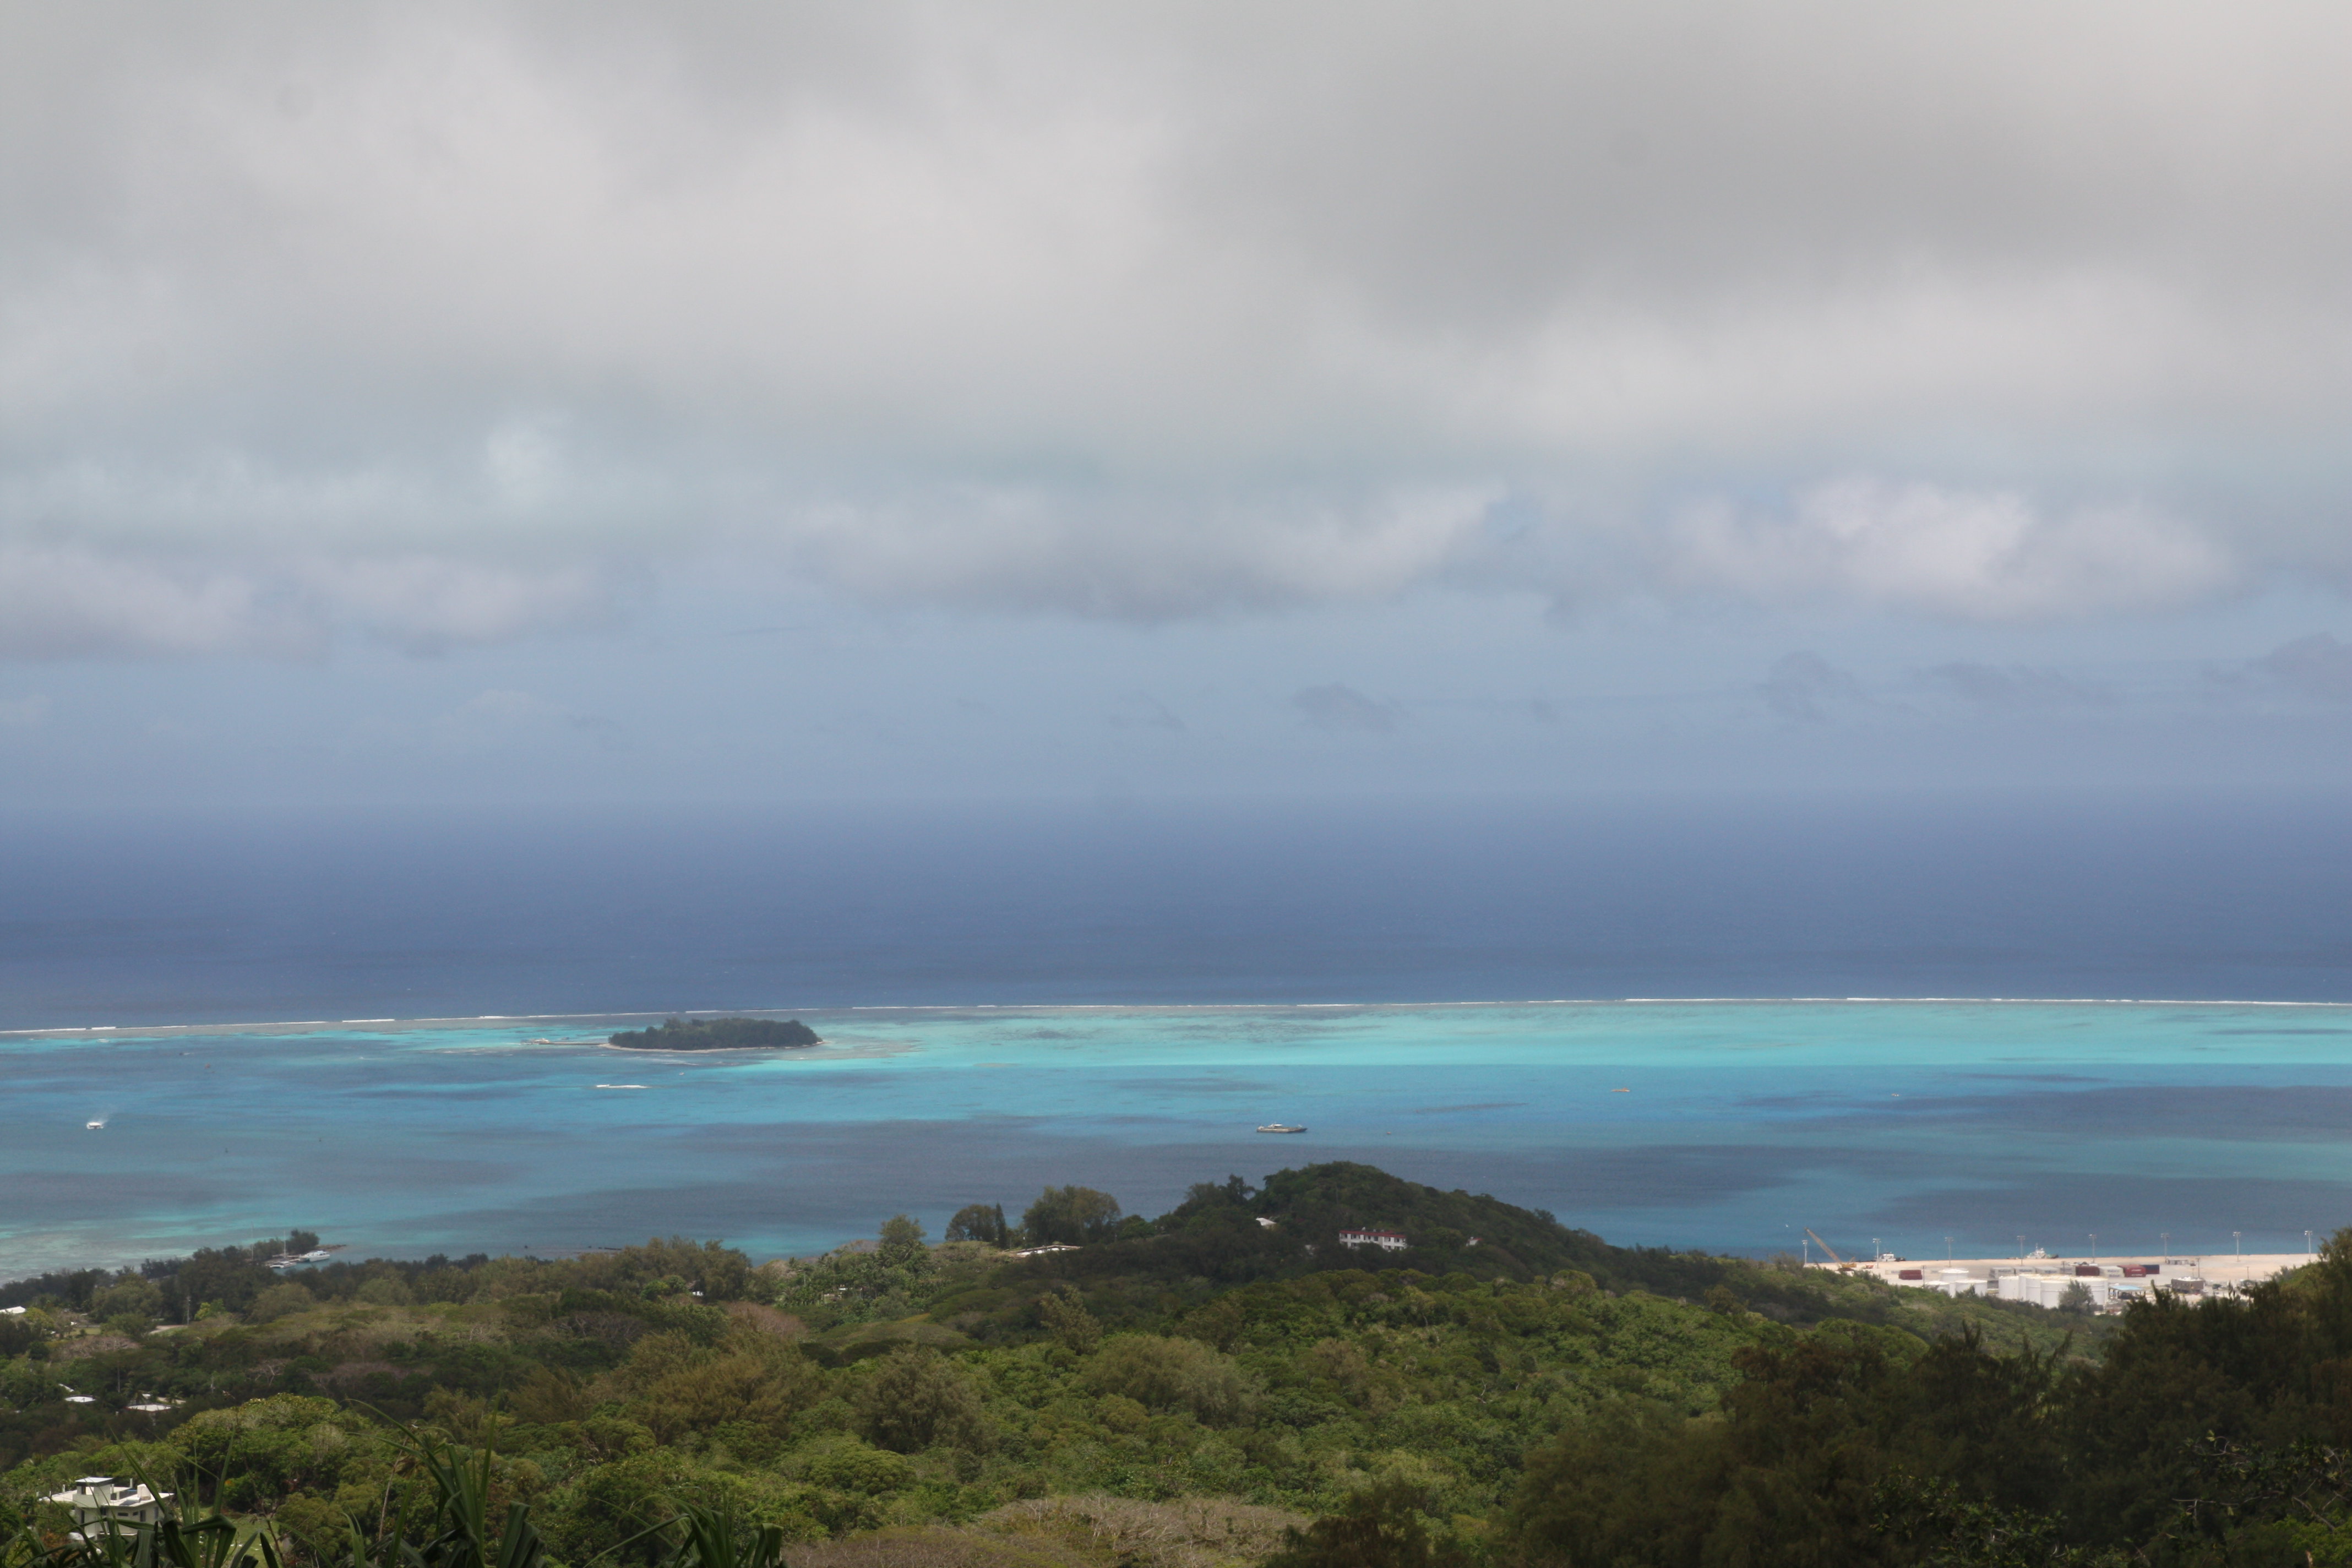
<box><xmin>4</xmin><ymin>996</ymin><xmax>2349</xmax><ymax>1039</ymax></box>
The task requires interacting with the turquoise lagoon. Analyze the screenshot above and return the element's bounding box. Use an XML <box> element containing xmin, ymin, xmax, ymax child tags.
<box><xmin>7</xmin><ymin>1000</ymin><xmax>2352</xmax><ymax>1277</ymax></box>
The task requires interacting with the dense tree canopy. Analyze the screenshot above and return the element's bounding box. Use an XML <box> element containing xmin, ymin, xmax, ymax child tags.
<box><xmin>942</xmin><ymin>1205</ymin><xmax>1009</xmax><ymax>1247</ymax></box>
<box><xmin>1018</xmin><ymin>1186</ymin><xmax>1123</xmax><ymax>1247</ymax></box>
<box><xmin>13</xmin><ymin>1164</ymin><xmax>2337</xmax><ymax>1567</ymax></box>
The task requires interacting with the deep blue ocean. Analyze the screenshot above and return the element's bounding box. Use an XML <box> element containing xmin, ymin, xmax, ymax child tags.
<box><xmin>6</xmin><ymin>793</ymin><xmax>2352</xmax><ymax>1276</ymax></box>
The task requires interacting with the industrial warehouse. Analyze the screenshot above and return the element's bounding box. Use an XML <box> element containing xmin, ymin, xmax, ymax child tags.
<box><xmin>1804</xmin><ymin>1240</ymin><xmax>2318</xmax><ymax>1311</ymax></box>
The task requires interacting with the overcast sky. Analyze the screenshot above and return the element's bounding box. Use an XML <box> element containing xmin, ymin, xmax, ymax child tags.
<box><xmin>6</xmin><ymin>2</ymin><xmax>2352</xmax><ymax>807</ymax></box>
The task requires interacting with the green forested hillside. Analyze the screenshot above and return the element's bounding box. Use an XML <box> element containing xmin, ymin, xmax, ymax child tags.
<box><xmin>4</xmin><ymin>1163</ymin><xmax>2337</xmax><ymax>1567</ymax></box>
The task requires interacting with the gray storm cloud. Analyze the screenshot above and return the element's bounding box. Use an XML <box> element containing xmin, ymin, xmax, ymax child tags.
<box><xmin>6</xmin><ymin>1</ymin><xmax>2351</xmax><ymax>654</ymax></box>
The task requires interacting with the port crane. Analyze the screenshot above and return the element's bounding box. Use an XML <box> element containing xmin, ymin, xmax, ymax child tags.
<box><xmin>1805</xmin><ymin>1228</ymin><xmax>1859</xmax><ymax>1272</ymax></box>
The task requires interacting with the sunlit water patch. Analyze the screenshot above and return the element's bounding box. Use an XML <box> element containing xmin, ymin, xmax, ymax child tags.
<box><xmin>6</xmin><ymin>1000</ymin><xmax>2350</xmax><ymax>1276</ymax></box>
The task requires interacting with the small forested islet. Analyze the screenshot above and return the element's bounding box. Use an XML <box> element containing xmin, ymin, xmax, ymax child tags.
<box><xmin>606</xmin><ymin>1018</ymin><xmax>821</xmax><ymax>1052</ymax></box>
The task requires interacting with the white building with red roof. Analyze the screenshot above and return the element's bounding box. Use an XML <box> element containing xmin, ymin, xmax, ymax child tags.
<box><xmin>1338</xmin><ymin>1229</ymin><xmax>1407</xmax><ymax>1251</ymax></box>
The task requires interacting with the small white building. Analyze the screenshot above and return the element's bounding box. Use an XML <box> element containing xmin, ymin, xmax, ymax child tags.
<box><xmin>46</xmin><ymin>1478</ymin><xmax>170</xmax><ymax>1542</ymax></box>
<box><xmin>1338</xmin><ymin>1229</ymin><xmax>1408</xmax><ymax>1251</ymax></box>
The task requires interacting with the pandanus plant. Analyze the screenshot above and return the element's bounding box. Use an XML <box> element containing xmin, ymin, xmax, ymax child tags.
<box><xmin>346</xmin><ymin>1429</ymin><xmax>785</xmax><ymax>1568</ymax></box>
<box><xmin>651</xmin><ymin>1506</ymin><xmax>786</xmax><ymax>1568</ymax></box>
<box><xmin>339</xmin><ymin>1428</ymin><xmax>546</xmax><ymax>1568</ymax></box>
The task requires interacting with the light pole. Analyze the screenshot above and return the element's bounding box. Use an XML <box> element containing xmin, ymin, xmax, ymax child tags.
<box><xmin>2162</xmin><ymin>1232</ymin><xmax>2169</xmax><ymax>1261</ymax></box>
<box><xmin>1946</xmin><ymin>1235</ymin><xmax>1953</xmax><ymax>1262</ymax></box>
<box><xmin>2090</xmin><ymin>1232</ymin><xmax>2098</xmax><ymax>1265</ymax></box>
<box><xmin>2308</xmin><ymin>1229</ymin><xmax>2316</xmax><ymax>1258</ymax></box>
<box><xmin>2017</xmin><ymin>1234</ymin><xmax>2025</xmax><ymax>1265</ymax></box>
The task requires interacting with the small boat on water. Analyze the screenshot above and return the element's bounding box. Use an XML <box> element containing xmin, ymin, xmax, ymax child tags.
<box><xmin>84</xmin><ymin>1120</ymin><xmax>104</xmax><ymax>1131</ymax></box>
<box><xmin>1256</xmin><ymin>1123</ymin><xmax>1307</xmax><ymax>1134</ymax></box>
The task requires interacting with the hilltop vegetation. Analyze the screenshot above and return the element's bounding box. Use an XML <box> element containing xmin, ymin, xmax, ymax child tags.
<box><xmin>8</xmin><ymin>1163</ymin><xmax>2347</xmax><ymax>1566</ymax></box>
